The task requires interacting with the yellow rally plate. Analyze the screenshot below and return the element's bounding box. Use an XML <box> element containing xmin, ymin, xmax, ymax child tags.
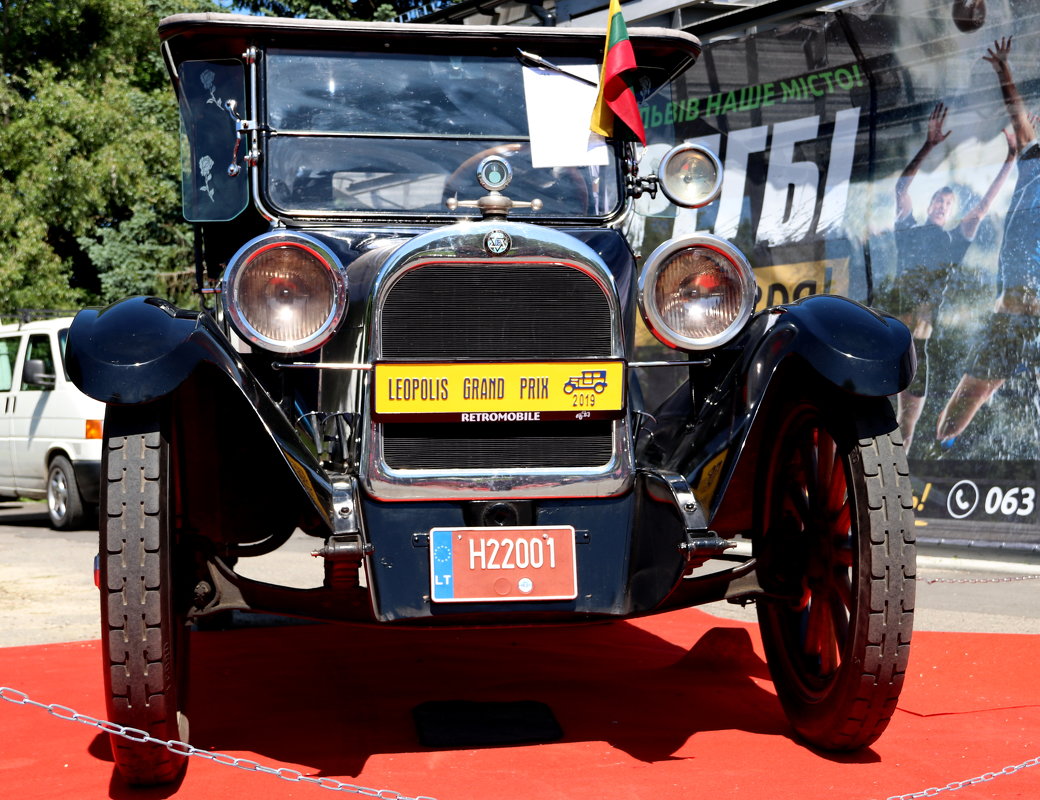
<box><xmin>373</xmin><ymin>361</ymin><xmax>625</xmax><ymax>423</ymax></box>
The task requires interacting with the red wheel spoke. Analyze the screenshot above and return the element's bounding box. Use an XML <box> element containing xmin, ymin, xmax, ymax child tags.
<box><xmin>831</xmin><ymin>501</ymin><xmax>851</xmax><ymax>537</ymax></box>
<box><xmin>816</xmin><ymin>430</ymin><xmax>834</xmax><ymax>502</ymax></box>
<box><xmin>819</xmin><ymin>612</ymin><xmax>840</xmax><ymax>676</ymax></box>
<box><xmin>783</xmin><ymin>480</ymin><xmax>812</xmax><ymax>527</ymax></box>
<box><xmin>804</xmin><ymin>593</ymin><xmax>826</xmax><ymax>659</ymax></box>
<box><xmin>825</xmin><ymin>453</ymin><xmax>847</xmax><ymax>515</ymax></box>
<box><xmin>829</xmin><ymin>581</ymin><xmax>850</xmax><ymax>640</ymax></box>
<box><xmin>797</xmin><ymin>436</ymin><xmax>819</xmax><ymax>506</ymax></box>
<box><xmin>833</xmin><ymin>532</ymin><xmax>854</xmax><ymax>568</ymax></box>
<box><xmin>833</xmin><ymin>568</ymin><xmax>853</xmax><ymax>612</ymax></box>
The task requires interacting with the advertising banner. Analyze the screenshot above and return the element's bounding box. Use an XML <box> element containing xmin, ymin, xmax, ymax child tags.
<box><xmin>633</xmin><ymin>0</ymin><xmax>1040</xmax><ymax>545</ymax></box>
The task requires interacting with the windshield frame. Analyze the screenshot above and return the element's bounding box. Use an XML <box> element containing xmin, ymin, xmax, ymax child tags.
<box><xmin>158</xmin><ymin>14</ymin><xmax>702</xmax><ymax>228</ymax></box>
<box><xmin>256</xmin><ymin>46</ymin><xmax>626</xmax><ymax>225</ymax></box>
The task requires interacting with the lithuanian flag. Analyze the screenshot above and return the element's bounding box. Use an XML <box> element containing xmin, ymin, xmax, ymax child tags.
<box><xmin>590</xmin><ymin>0</ymin><xmax>646</xmax><ymax>145</ymax></box>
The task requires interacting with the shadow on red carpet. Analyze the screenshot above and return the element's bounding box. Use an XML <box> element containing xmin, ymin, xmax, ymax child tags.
<box><xmin>2</xmin><ymin>608</ymin><xmax>1038</xmax><ymax>799</ymax></box>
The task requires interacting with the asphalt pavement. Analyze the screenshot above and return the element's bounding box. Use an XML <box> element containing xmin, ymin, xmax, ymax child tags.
<box><xmin>0</xmin><ymin>501</ymin><xmax>1038</xmax><ymax>648</ymax></box>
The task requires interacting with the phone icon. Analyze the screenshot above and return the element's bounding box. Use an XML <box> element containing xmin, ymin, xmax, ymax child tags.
<box><xmin>947</xmin><ymin>480</ymin><xmax>979</xmax><ymax>519</ymax></box>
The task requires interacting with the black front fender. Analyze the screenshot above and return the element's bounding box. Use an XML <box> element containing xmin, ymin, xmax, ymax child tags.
<box><xmin>643</xmin><ymin>294</ymin><xmax>913</xmax><ymax>527</ymax></box>
<box><xmin>66</xmin><ymin>296</ymin><xmax>334</xmax><ymax>529</ymax></box>
<box><xmin>67</xmin><ymin>297</ymin><xmax>219</xmax><ymax>404</ymax></box>
<box><xmin>766</xmin><ymin>294</ymin><xmax>914</xmax><ymax>396</ymax></box>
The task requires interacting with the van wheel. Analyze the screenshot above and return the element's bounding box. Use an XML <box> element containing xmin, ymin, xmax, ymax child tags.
<box><xmin>47</xmin><ymin>455</ymin><xmax>86</xmax><ymax>530</ymax></box>
<box><xmin>100</xmin><ymin>404</ymin><xmax>190</xmax><ymax>785</ymax></box>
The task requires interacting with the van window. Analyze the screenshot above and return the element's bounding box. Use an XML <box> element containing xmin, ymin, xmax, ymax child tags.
<box><xmin>0</xmin><ymin>337</ymin><xmax>18</xmax><ymax>392</ymax></box>
<box><xmin>21</xmin><ymin>334</ymin><xmax>54</xmax><ymax>391</ymax></box>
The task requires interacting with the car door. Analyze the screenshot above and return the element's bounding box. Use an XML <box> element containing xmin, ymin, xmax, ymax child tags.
<box><xmin>9</xmin><ymin>332</ymin><xmax>58</xmax><ymax>495</ymax></box>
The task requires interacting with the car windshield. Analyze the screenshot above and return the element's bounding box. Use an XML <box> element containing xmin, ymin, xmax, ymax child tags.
<box><xmin>261</xmin><ymin>49</ymin><xmax>621</xmax><ymax>219</ymax></box>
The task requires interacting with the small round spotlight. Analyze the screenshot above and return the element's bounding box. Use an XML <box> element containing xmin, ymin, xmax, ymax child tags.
<box><xmin>657</xmin><ymin>143</ymin><xmax>724</xmax><ymax>209</ymax></box>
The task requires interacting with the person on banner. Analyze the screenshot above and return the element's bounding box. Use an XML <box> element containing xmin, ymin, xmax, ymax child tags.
<box><xmin>937</xmin><ymin>37</ymin><xmax>1040</xmax><ymax>448</ymax></box>
<box><xmin>890</xmin><ymin>101</ymin><xmax>1015</xmax><ymax>452</ymax></box>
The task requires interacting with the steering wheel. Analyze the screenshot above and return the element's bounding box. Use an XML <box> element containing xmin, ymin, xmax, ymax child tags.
<box><xmin>443</xmin><ymin>143</ymin><xmax>590</xmax><ymax>215</ymax></box>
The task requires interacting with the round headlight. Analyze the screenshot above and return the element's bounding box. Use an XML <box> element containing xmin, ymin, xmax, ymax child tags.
<box><xmin>223</xmin><ymin>233</ymin><xmax>348</xmax><ymax>354</ymax></box>
<box><xmin>657</xmin><ymin>143</ymin><xmax>723</xmax><ymax>209</ymax></box>
<box><xmin>638</xmin><ymin>235</ymin><xmax>755</xmax><ymax>351</ymax></box>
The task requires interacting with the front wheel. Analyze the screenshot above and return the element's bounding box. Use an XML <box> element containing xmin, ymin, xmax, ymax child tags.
<box><xmin>100</xmin><ymin>404</ymin><xmax>190</xmax><ymax>784</ymax></box>
<box><xmin>755</xmin><ymin>400</ymin><xmax>915</xmax><ymax>750</ymax></box>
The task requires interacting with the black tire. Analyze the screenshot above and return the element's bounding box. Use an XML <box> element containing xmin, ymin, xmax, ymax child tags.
<box><xmin>755</xmin><ymin>400</ymin><xmax>915</xmax><ymax>750</ymax></box>
<box><xmin>47</xmin><ymin>454</ymin><xmax>86</xmax><ymax>530</ymax></box>
<box><xmin>100</xmin><ymin>404</ymin><xmax>190</xmax><ymax>785</ymax></box>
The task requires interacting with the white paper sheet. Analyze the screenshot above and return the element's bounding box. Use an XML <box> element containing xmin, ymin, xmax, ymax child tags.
<box><xmin>521</xmin><ymin>63</ymin><xmax>609</xmax><ymax>168</ymax></box>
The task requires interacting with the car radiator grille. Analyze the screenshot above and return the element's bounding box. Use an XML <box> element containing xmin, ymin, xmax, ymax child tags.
<box><xmin>378</xmin><ymin>262</ymin><xmax>616</xmax><ymax>470</ymax></box>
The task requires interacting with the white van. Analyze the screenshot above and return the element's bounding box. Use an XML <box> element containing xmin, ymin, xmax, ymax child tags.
<box><xmin>0</xmin><ymin>316</ymin><xmax>105</xmax><ymax>529</ymax></box>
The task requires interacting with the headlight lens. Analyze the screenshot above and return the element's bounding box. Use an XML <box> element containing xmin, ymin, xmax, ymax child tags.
<box><xmin>657</xmin><ymin>143</ymin><xmax>723</xmax><ymax>209</ymax></box>
<box><xmin>638</xmin><ymin>235</ymin><xmax>755</xmax><ymax>351</ymax></box>
<box><xmin>224</xmin><ymin>233</ymin><xmax>348</xmax><ymax>354</ymax></box>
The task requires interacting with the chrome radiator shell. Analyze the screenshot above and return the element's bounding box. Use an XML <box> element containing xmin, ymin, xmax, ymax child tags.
<box><xmin>360</xmin><ymin>221</ymin><xmax>634</xmax><ymax>501</ymax></box>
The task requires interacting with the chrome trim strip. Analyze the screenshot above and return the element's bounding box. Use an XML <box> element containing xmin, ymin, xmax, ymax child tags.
<box><xmin>269</xmin><ymin>130</ymin><xmax>531</xmax><ymax>142</ymax></box>
<box><xmin>360</xmin><ymin>415</ymin><xmax>635</xmax><ymax>501</ymax></box>
<box><xmin>275</xmin><ymin>362</ymin><xmax>373</xmax><ymax>371</ymax></box>
<box><xmin>274</xmin><ymin>359</ymin><xmax>708</xmax><ymax>371</ymax></box>
<box><xmin>629</xmin><ymin>360</ymin><xmax>710</xmax><ymax>368</ymax></box>
<box><xmin>246</xmin><ymin>46</ymin><xmax>278</xmax><ymax>224</ymax></box>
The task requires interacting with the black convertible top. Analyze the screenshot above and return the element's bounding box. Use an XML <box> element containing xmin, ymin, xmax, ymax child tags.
<box><xmin>159</xmin><ymin>12</ymin><xmax>701</xmax><ymax>101</ymax></box>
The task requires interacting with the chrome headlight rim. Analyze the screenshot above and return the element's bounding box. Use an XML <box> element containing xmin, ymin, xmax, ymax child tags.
<box><xmin>222</xmin><ymin>231</ymin><xmax>348</xmax><ymax>355</ymax></box>
<box><xmin>657</xmin><ymin>143</ymin><xmax>724</xmax><ymax>209</ymax></box>
<box><xmin>638</xmin><ymin>234</ymin><xmax>755</xmax><ymax>352</ymax></box>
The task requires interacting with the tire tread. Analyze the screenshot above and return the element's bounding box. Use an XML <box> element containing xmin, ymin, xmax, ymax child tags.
<box><xmin>100</xmin><ymin>412</ymin><xmax>186</xmax><ymax>785</ymax></box>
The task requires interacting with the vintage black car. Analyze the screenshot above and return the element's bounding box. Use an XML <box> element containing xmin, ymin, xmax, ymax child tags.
<box><xmin>67</xmin><ymin>12</ymin><xmax>917</xmax><ymax>786</ymax></box>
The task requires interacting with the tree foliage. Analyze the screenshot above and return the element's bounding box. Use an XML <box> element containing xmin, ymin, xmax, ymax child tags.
<box><xmin>0</xmin><ymin>0</ymin><xmax>433</xmax><ymax>316</ymax></box>
<box><xmin>239</xmin><ymin>1</ymin><xmax>402</xmax><ymax>23</ymax></box>
<box><xmin>0</xmin><ymin>0</ymin><xmax>218</xmax><ymax>313</ymax></box>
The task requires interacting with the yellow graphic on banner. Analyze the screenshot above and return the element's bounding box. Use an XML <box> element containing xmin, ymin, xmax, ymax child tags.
<box><xmin>374</xmin><ymin>361</ymin><xmax>625</xmax><ymax>418</ymax></box>
<box><xmin>754</xmin><ymin>258</ymin><xmax>849</xmax><ymax>312</ymax></box>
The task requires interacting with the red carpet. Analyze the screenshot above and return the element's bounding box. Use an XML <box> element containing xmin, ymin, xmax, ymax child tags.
<box><xmin>2</xmin><ymin>608</ymin><xmax>1038</xmax><ymax>799</ymax></box>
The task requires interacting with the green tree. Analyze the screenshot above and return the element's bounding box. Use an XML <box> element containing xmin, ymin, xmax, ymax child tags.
<box><xmin>0</xmin><ymin>0</ymin><xmax>436</xmax><ymax>316</ymax></box>
<box><xmin>240</xmin><ymin>1</ymin><xmax>403</xmax><ymax>23</ymax></box>
<box><xmin>0</xmin><ymin>0</ymin><xmax>216</xmax><ymax>313</ymax></box>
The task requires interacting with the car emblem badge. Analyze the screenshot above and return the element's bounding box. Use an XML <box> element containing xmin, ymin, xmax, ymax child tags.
<box><xmin>484</xmin><ymin>230</ymin><xmax>511</xmax><ymax>256</ymax></box>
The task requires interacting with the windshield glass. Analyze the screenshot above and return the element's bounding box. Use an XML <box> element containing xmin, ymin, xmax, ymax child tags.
<box><xmin>263</xmin><ymin>49</ymin><xmax>620</xmax><ymax>218</ymax></box>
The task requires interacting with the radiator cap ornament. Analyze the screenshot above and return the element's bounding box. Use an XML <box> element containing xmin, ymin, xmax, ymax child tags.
<box><xmin>484</xmin><ymin>229</ymin><xmax>511</xmax><ymax>256</ymax></box>
<box><xmin>477</xmin><ymin>155</ymin><xmax>513</xmax><ymax>191</ymax></box>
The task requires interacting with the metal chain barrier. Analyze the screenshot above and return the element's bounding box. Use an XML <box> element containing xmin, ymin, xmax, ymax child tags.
<box><xmin>6</xmin><ymin>682</ymin><xmax>1038</xmax><ymax>800</ymax></box>
<box><xmin>920</xmin><ymin>574</ymin><xmax>1040</xmax><ymax>584</ymax></box>
<box><xmin>886</xmin><ymin>756</ymin><xmax>1040</xmax><ymax>799</ymax></box>
<box><xmin>894</xmin><ymin>570</ymin><xmax>1040</xmax><ymax>795</ymax></box>
<box><xmin>0</xmin><ymin>687</ymin><xmax>437</xmax><ymax>800</ymax></box>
